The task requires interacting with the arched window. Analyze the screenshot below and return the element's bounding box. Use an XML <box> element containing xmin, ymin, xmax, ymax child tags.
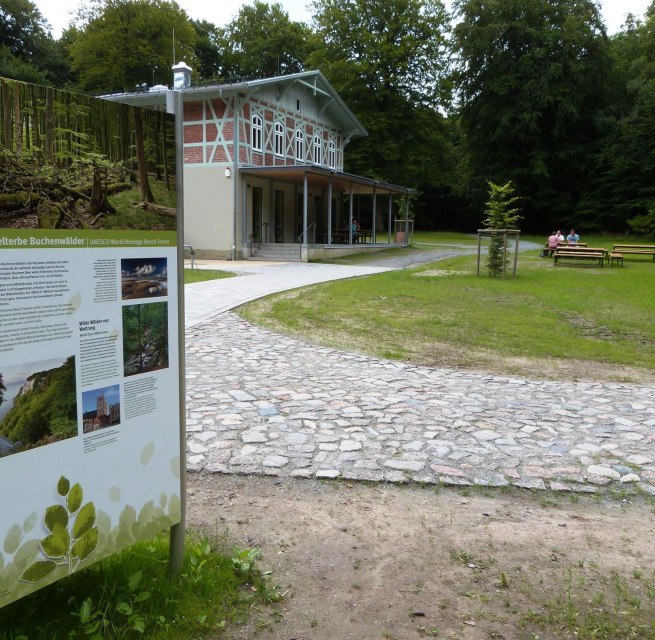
<box><xmin>328</xmin><ymin>139</ymin><xmax>336</xmax><ymax>169</ymax></box>
<box><xmin>295</xmin><ymin>129</ymin><xmax>305</xmax><ymax>162</ymax></box>
<box><xmin>274</xmin><ymin>122</ymin><xmax>284</xmax><ymax>157</ymax></box>
<box><xmin>251</xmin><ymin>114</ymin><xmax>262</xmax><ymax>152</ymax></box>
<box><xmin>313</xmin><ymin>134</ymin><xmax>322</xmax><ymax>165</ymax></box>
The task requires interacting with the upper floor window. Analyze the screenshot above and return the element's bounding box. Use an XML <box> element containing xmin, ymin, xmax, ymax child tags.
<box><xmin>295</xmin><ymin>129</ymin><xmax>305</xmax><ymax>162</ymax></box>
<box><xmin>313</xmin><ymin>135</ymin><xmax>322</xmax><ymax>165</ymax></box>
<box><xmin>328</xmin><ymin>139</ymin><xmax>336</xmax><ymax>169</ymax></box>
<box><xmin>251</xmin><ymin>114</ymin><xmax>263</xmax><ymax>152</ymax></box>
<box><xmin>274</xmin><ymin>122</ymin><xmax>284</xmax><ymax>157</ymax></box>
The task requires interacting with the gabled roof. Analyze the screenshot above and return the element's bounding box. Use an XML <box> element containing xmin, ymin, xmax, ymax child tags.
<box><xmin>207</xmin><ymin>71</ymin><xmax>367</xmax><ymax>139</ymax></box>
<box><xmin>101</xmin><ymin>70</ymin><xmax>367</xmax><ymax>140</ymax></box>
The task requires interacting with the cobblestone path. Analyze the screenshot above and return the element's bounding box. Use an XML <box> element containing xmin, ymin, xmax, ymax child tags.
<box><xmin>186</xmin><ymin>313</ymin><xmax>655</xmax><ymax>494</ymax></box>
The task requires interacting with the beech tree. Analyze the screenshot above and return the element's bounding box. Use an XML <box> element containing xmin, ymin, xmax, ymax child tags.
<box><xmin>216</xmin><ymin>2</ymin><xmax>313</xmax><ymax>80</ymax></box>
<box><xmin>68</xmin><ymin>0</ymin><xmax>197</xmax><ymax>92</ymax></box>
<box><xmin>0</xmin><ymin>0</ymin><xmax>69</xmax><ymax>84</ymax></box>
<box><xmin>453</xmin><ymin>0</ymin><xmax>609</xmax><ymax>230</ymax></box>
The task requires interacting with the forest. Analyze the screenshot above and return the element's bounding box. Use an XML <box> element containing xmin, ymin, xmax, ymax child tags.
<box><xmin>1</xmin><ymin>0</ymin><xmax>655</xmax><ymax>234</ymax></box>
<box><xmin>0</xmin><ymin>355</ymin><xmax>77</xmax><ymax>456</ymax></box>
<box><xmin>0</xmin><ymin>76</ymin><xmax>176</xmax><ymax>231</ymax></box>
<box><xmin>122</xmin><ymin>302</ymin><xmax>169</xmax><ymax>377</ymax></box>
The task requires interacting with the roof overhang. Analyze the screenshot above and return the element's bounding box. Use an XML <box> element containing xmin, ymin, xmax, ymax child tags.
<box><xmin>100</xmin><ymin>71</ymin><xmax>367</xmax><ymax>139</ymax></box>
<box><xmin>239</xmin><ymin>165</ymin><xmax>415</xmax><ymax>196</ymax></box>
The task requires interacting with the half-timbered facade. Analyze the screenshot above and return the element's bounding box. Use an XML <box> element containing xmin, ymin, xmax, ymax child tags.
<box><xmin>106</xmin><ymin>65</ymin><xmax>414</xmax><ymax>261</ymax></box>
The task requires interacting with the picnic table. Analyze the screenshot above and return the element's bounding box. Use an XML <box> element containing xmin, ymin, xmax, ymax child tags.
<box><xmin>553</xmin><ymin>247</ymin><xmax>606</xmax><ymax>267</ymax></box>
<box><xmin>612</xmin><ymin>244</ymin><xmax>655</xmax><ymax>261</ymax></box>
<box><xmin>543</xmin><ymin>242</ymin><xmax>587</xmax><ymax>256</ymax></box>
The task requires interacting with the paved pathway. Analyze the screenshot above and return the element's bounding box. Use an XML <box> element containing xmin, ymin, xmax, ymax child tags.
<box><xmin>184</xmin><ymin>255</ymin><xmax>655</xmax><ymax>494</ymax></box>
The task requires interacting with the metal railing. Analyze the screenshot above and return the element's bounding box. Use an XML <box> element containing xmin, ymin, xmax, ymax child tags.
<box><xmin>248</xmin><ymin>222</ymin><xmax>269</xmax><ymax>253</ymax></box>
<box><xmin>297</xmin><ymin>222</ymin><xmax>316</xmax><ymax>260</ymax></box>
<box><xmin>184</xmin><ymin>244</ymin><xmax>196</xmax><ymax>269</ymax></box>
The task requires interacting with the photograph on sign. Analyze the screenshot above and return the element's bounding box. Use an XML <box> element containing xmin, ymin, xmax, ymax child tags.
<box><xmin>0</xmin><ymin>77</ymin><xmax>182</xmax><ymax>607</ymax></box>
<box><xmin>121</xmin><ymin>257</ymin><xmax>169</xmax><ymax>300</ymax></box>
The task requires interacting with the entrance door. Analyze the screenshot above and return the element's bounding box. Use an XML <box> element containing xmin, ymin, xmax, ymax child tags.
<box><xmin>252</xmin><ymin>186</ymin><xmax>262</xmax><ymax>242</ymax></box>
<box><xmin>274</xmin><ymin>190</ymin><xmax>284</xmax><ymax>243</ymax></box>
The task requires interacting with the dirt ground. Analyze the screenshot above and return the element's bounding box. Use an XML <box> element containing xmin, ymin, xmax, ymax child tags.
<box><xmin>186</xmin><ymin>473</ymin><xmax>655</xmax><ymax>640</ymax></box>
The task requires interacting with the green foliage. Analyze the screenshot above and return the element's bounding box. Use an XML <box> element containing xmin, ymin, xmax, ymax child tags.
<box><xmin>0</xmin><ymin>536</ymin><xmax>280</xmax><ymax>640</ymax></box>
<box><xmin>190</xmin><ymin>19</ymin><xmax>223</xmax><ymax>82</ymax></box>
<box><xmin>627</xmin><ymin>207</ymin><xmax>655</xmax><ymax>235</ymax></box>
<box><xmin>231</xmin><ymin>547</ymin><xmax>261</xmax><ymax>579</ymax></box>
<box><xmin>453</xmin><ymin>0</ymin><xmax>609</xmax><ymax>230</ymax></box>
<box><xmin>68</xmin><ymin>0</ymin><xmax>198</xmax><ymax>92</ymax></box>
<box><xmin>217</xmin><ymin>1</ymin><xmax>313</xmax><ymax>80</ymax></box>
<box><xmin>482</xmin><ymin>181</ymin><xmax>522</xmax><ymax>276</ymax></box>
<box><xmin>585</xmin><ymin>12</ymin><xmax>655</xmax><ymax>230</ymax></box>
<box><xmin>0</xmin><ymin>0</ymin><xmax>70</xmax><ymax>84</ymax></box>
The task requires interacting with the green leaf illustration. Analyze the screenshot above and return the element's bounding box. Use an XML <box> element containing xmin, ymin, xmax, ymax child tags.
<box><xmin>57</xmin><ymin>476</ymin><xmax>70</xmax><ymax>496</ymax></box>
<box><xmin>140</xmin><ymin>443</ymin><xmax>155</xmax><ymax>467</ymax></box>
<box><xmin>138</xmin><ymin>501</ymin><xmax>155</xmax><ymax>524</ymax></box>
<box><xmin>71</xmin><ymin>527</ymin><xmax>98</xmax><ymax>562</ymax></box>
<box><xmin>4</xmin><ymin>524</ymin><xmax>22</xmax><ymax>555</ymax></box>
<box><xmin>109</xmin><ymin>487</ymin><xmax>121</xmax><ymax>502</ymax></box>
<box><xmin>96</xmin><ymin>510</ymin><xmax>112</xmax><ymax>536</ymax></box>
<box><xmin>23</xmin><ymin>513</ymin><xmax>38</xmax><ymax>533</ymax></box>
<box><xmin>73</xmin><ymin>503</ymin><xmax>96</xmax><ymax>539</ymax></box>
<box><xmin>40</xmin><ymin>527</ymin><xmax>70</xmax><ymax>559</ymax></box>
<box><xmin>20</xmin><ymin>560</ymin><xmax>58</xmax><ymax>583</ymax></box>
<box><xmin>119</xmin><ymin>505</ymin><xmax>137</xmax><ymax>531</ymax></box>
<box><xmin>67</xmin><ymin>483</ymin><xmax>83</xmax><ymax>513</ymax></box>
<box><xmin>168</xmin><ymin>494</ymin><xmax>181</xmax><ymax>521</ymax></box>
<box><xmin>170</xmin><ymin>456</ymin><xmax>180</xmax><ymax>479</ymax></box>
<box><xmin>44</xmin><ymin>505</ymin><xmax>68</xmax><ymax>533</ymax></box>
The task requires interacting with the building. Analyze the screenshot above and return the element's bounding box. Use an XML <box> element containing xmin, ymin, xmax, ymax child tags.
<box><xmin>105</xmin><ymin>64</ymin><xmax>415</xmax><ymax>262</ymax></box>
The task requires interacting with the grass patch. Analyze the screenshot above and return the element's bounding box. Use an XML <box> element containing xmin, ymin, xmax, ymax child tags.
<box><xmin>99</xmin><ymin>179</ymin><xmax>177</xmax><ymax>230</ymax></box>
<box><xmin>239</xmin><ymin>233</ymin><xmax>655</xmax><ymax>381</ymax></box>
<box><xmin>0</xmin><ymin>535</ymin><xmax>279</xmax><ymax>639</ymax></box>
<box><xmin>184</xmin><ymin>268</ymin><xmax>236</xmax><ymax>284</ymax></box>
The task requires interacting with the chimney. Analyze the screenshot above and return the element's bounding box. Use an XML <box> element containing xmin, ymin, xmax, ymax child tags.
<box><xmin>172</xmin><ymin>61</ymin><xmax>192</xmax><ymax>90</ymax></box>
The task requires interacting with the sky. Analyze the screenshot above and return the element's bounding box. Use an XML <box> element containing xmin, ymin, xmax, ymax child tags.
<box><xmin>36</xmin><ymin>0</ymin><xmax>652</xmax><ymax>40</ymax></box>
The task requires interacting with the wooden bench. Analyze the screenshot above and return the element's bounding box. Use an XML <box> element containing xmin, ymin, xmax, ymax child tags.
<box><xmin>612</xmin><ymin>244</ymin><xmax>655</xmax><ymax>261</ymax></box>
<box><xmin>543</xmin><ymin>242</ymin><xmax>587</xmax><ymax>256</ymax></box>
<box><xmin>553</xmin><ymin>248</ymin><xmax>605</xmax><ymax>267</ymax></box>
<box><xmin>609</xmin><ymin>252</ymin><xmax>624</xmax><ymax>267</ymax></box>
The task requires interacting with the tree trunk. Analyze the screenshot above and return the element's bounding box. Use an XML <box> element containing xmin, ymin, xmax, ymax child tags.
<box><xmin>133</xmin><ymin>107</ymin><xmax>155</xmax><ymax>203</ymax></box>
<box><xmin>89</xmin><ymin>167</ymin><xmax>116</xmax><ymax>216</ymax></box>
<box><xmin>2</xmin><ymin>80</ymin><xmax>13</xmax><ymax>154</ymax></box>
<box><xmin>44</xmin><ymin>88</ymin><xmax>54</xmax><ymax>163</ymax></box>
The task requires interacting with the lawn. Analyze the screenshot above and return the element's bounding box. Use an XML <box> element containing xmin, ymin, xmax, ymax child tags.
<box><xmin>184</xmin><ymin>268</ymin><xmax>235</xmax><ymax>284</ymax></box>
<box><xmin>239</xmin><ymin>233</ymin><xmax>655</xmax><ymax>382</ymax></box>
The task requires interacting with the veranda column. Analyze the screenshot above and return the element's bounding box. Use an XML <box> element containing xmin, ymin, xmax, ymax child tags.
<box><xmin>372</xmin><ymin>185</ymin><xmax>377</xmax><ymax>244</ymax></box>
<box><xmin>327</xmin><ymin>177</ymin><xmax>333</xmax><ymax>246</ymax></box>
<box><xmin>348</xmin><ymin>182</ymin><xmax>354</xmax><ymax>244</ymax></box>
<box><xmin>302</xmin><ymin>171</ymin><xmax>308</xmax><ymax>247</ymax></box>
<box><xmin>387</xmin><ymin>194</ymin><xmax>393</xmax><ymax>244</ymax></box>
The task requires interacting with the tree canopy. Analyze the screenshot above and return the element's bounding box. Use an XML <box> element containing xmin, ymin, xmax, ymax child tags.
<box><xmin>216</xmin><ymin>1</ymin><xmax>313</xmax><ymax>80</ymax></box>
<box><xmin>453</xmin><ymin>0</ymin><xmax>610</xmax><ymax>230</ymax></box>
<box><xmin>68</xmin><ymin>0</ymin><xmax>197</xmax><ymax>92</ymax></box>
